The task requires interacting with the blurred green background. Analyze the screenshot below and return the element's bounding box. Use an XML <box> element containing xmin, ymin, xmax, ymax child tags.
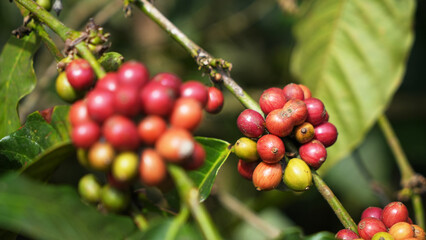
<box><xmin>1</xmin><ymin>0</ymin><xmax>425</xmax><ymax>238</ymax></box>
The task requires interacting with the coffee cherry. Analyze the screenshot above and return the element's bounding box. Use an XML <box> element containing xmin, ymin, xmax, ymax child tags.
<box><xmin>155</xmin><ymin>128</ymin><xmax>195</xmax><ymax>163</ymax></box>
<box><xmin>151</xmin><ymin>72</ymin><xmax>182</xmax><ymax>96</ymax></box>
<box><xmin>324</xmin><ymin>111</ymin><xmax>329</xmax><ymax>122</ymax></box>
<box><xmin>78</xmin><ymin>174</ymin><xmax>101</xmax><ymax>203</ymax></box>
<box><xmin>205</xmin><ymin>87</ymin><xmax>224</xmax><ymax>114</ymax></box>
<box><xmin>103</xmin><ymin>115</ymin><xmax>139</xmax><ymax>151</ymax></box>
<box><xmin>137</xmin><ymin>115</ymin><xmax>167</xmax><ymax>145</ymax></box>
<box><xmin>381</xmin><ymin>201</ymin><xmax>409</xmax><ymax>228</ymax></box>
<box><xmin>299</xmin><ymin>140</ymin><xmax>327</xmax><ymax>169</ymax></box>
<box><xmin>234</xmin><ymin>137</ymin><xmax>259</xmax><ymax>162</ymax></box>
<box><xmin>87</xmin><ymin>142</ymin><xmax>115</xmax><ymax>171</ymax></box>
<box><xmin>252</xmin><ymin>162</ymin><xmax>282</xmax><ymax>191</ymax></box>
<box><xmin>66</xmin><ymin>59</ymin><xmax>95</xmax><ymax>90</ymax></box>
<box><xmin>139</xmin><ymin>149</ymin><xmax>167</xmax><ymax>186</ymax></box>
<box><xmin>371</xmin><ymin>232</ymin><xmax>395</xmax><ymax>240</ymax></box>
<box><xmin>361</xmin><ymin>207</ymin><xmax>383</xmax><ymax>220</ymax></box>
<box><xmin>72</xmin><ymin>121</ymin><xmax>101</xmax><ymax>149</ymax></box>
<box><xmin>86</xmin><ymin>89</ymin><xmax>115</xmax><ymax>123</ymax></box>
<box><xmin>180</xmin><ymin>81</ymin><xmax>208</xmax><ymax>107</ymax></box>
<box><xmin>413</xmin><ymin>224</ymin><xmax>426</xmax><ymax>239</ymax></box>
<box><xmin>36</xmin><ymin>0</ymin><xmax>52</xmax><ymax>11</ymax></box>
<box><xmin>55</xmin><ymin>72</ymin><xmax>79</xmax><ymax>102</ymax></box>
<box><xmin>314</xmin><ymin>122</ymin><xmax>338</xmax><ymax>147</ymax></box>
<box><xmin>140</xmin><ymin>81</ymin><xmax>176</xmax><ymax>116</ymax></box>
<box><xmin>237</xmin><ymin>159</ymin><xmax>259</xmax><ymax>180</ymax></box>
<box><xmin>112</xmin><ymin>152</ymin><xmax>139</xmax><ymax>183</ymax></box>
<box><xmin>282</xmin><ymin>99</ymin><xmax>308</xmax><ymax>125</ymax></box>
<box><xmin>259</xmin><ymin>87</ymin><xmax>287</xmax><ymax>115</ymax></box>
<box><xmin>335</xmin><ymin>229</ymin><xmax>360</xmax><ymax>240</ymax></box>
<box><xmin>283</xmin><ymin>158</ymin><xmax>312</xmax><ymax>191</ymax></box>
<box><xmin>304</xmin><ymin>98</ymin><xmax>327</xmax><ymax>126</ymax></box>
<box><xmin>117</xmin><ymin>61</ymin><xmax>149</xmax><ymax>89</ymax></box>
<box><xmin>282</xmin><ymin>83</ymin><xmax>304</xmax><ymax>100</ymax></box>
<box><xmin>298</xmin><ymin>84</ymin><xmax>311</xmax><ymax>99</ymax></box>
<box><xmin>170</xmin><ymin>97</ymin><xmax>203</xmax><ymax>131</ymax></box>
<box><xmin>77</xmin><ymin>148</ymin><xmax>90</xmax><ymax>168</ymax></box>
<box><xmin>237</xmin><ymin>109</ymin><xmax>265</xmax><ymax>138</ymax></box>
<box><xmin>256</xmin><ymin>134</ymin><xmax>285</xmax><ymax>164</ymax></box>
<box><xmin>95</xmin><ymin>72</ymin><xmax>119</xmax><ymax>92</ymax></box>
<box><xmin>294</xmin><ymin>122</ymin><xmax>315</xmax><ymax>144</ymax></box>
<box><xmin>183</xmin><ymin>142</ymin><xmax>206</xmax><ymax>170</ymax></box>
<box><xmin>388</xmin><ymin>222</ymin><xmax>414</xmax><ymax>240</ymax></box>
<box><xmin>114</xmin><ymin>85</ymin><xmax>141</xmax><ymax>117</ymax></box>
<box><xmin>100</xmin><ymin>184</ymin><xmax>129</xmax><ymax>212</ymax></box>
<box><xmin>265</xmin><ymin>109</ymin><xmax>294</xmax><ymax>137</ymax></box>
<box><xmin>358</xmin><ymin>217</ymin><xmax>387</xmax><ymax>240</ymax></box>
<box><xmin>69</xmin><ymin>100</ymin><xmax>91</xmax><ymax>126</ymax></box>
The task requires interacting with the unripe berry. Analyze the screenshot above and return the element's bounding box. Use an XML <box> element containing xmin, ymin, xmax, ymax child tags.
<box><xmin>205</xmin><ymin>87</ymin><xmax>224</xmax><ymax>114</ymax></box>
<box><xmin>69</xmin><ymin>100</ymin><xmax>91</xmax><ymax>126</ymax></box>
<box><xmin>88</xmin><ymin>142</ymin><xmax>115</xmax><ymax>171</ymax></box>
<box><xmin>66</xmin><ymin>59</ymin><xmax>95</xmax><ymax>90</ymax></box>
<box><xmin>180</xmin><ymin>81</ymin><xmax>208</xmax><ymax>107</ymax></box>
<box><xmin>237</xmin><ymin>109</ymin><xmax>265</xmax><ymax>138</ymax></box>
<box><xmin>335</xmin><ymin>229</ymin><xmax>360</xmax><ymax>240</ymax></box>
<box><xmin>283</xmin><ymin>158</ymin><xmax>312</xmax><ymax>191</ymax></box>
<box><xmin>140</xmin><ymin>81</ymin><xmax>176</xmax><ymax>116</ymax></box>
<box><xmin>36</xmin><ymin>0</ymin><xmax>52</xmax><ymax>11</ymax></box>
<box><xmin>117</xmin><ymin>61</ymin><xmax>149</xmax><ymax>89</ymax></box>
<box><xmin>358</xmin><ymin>217</ymin><xmax>387</xmax><ymax>240</ymax></box>
<box><xmin>252</xmin><ymin>162</ymin><xmax>282</xmax><ymax>191</ymax></box>
<box><xmin>95</xmin><ymin>72</ymin><xmax>119</xmax><ymax>92</ymax></box>
<box><xmin>139</xmin><ymin>149</ymin><xmax>167</xmax><ymax>186</ymax></box>
<box><xmin>381</xmin><ymin>201</ymin><xmax>409</xmax><ymax>228</ymax></box>
<box><xmin>71</xmin><ymin>121</ymin><xmax>101</xmax><ymax>149</ymax></box>
<box><xmin>78</xmin><ymin>174</ymin><xmax>101</xmax><ymax>203</ymax></box>
<box><xmin>137</xmin><ymin>115</ymin><xmax>167</xmax><ymax>145</ymax></box>
<box><xmin>304</xmin><ymin>98</ymin><xmax>327</xmax><ymax>126</ymax></box>
<box><xmin>282</xmin><ymin>99</ymin><xmax>308</xmax><ymax>125</ymax></box>
<box><xmin>103</xmin><ymin>115</ymin><xmax>139</xmax><ymax>151</ymax></box>
<box><xmin>237</xmin><ymin>159</ymin><xmax>259</xmax><ymax>180</ymax></box>
<box><xmin>294</xmin><ymin>122</ymin><xmax>315</xmax><ymax>144</ymax></box>
<box><xmin>388</xmin><ymin>222</ymin><xmax>414</xmax><ymax>240</ymax></box>
<box><xmin>259</xmin><ymin>87</ymin><xmax>287</xmax><ymax>115</ymax></box>
<box><xmin>170</xmin><ymin>97</ymin><xmax>203</xmax><ymax>131</ymax></box>
<box><xmin>112</xmin><ymin>152</ymin><xmax>139</xmax><ymax>183</ymax></box>
<box><xmin>234</xmin><ymin>137</ymin><xmax>259</xmax><ymax>162</ymax></box>
<box><xmin>299</xmin><ymin>140</ymin><xmax>327</xmax><ymax>169</ymax></box>
<box><xmin>183</xmin><ymin>142</ymin><xmax>206</xmax><ymax>170</ymax></box>
<box><xmin>371</xmin><ymin>232</ymin><xmax>395</xmax><ymax>240</ymax></box>
<box><xmin>314</xmin><ymin>122</ymin><xmax>338</xmax><ymax>147</ymax></box>
<box><xmin>55</xmin><ymin>72</ymin><xmax>79</xmax><ymax>102</ymax></box>
<box><xmin>282</xmin><ymin>83</ymin><xmax>304</xmax><ymax>100</ymax></box>
<box><xmin>86</xmin><ymin>89</ymin><xmax>115</xmax><ymax>123</ymax></box>
<box><xmin>155</xmin><ymin>128</ymin><xmax>195</xmax><ymax>163</ymax></box>
<box><xmin>151</xmin><ymin>72</ymin><xmax>182</xmax><ymax>96</ymax></box>
<box><xmin>256</xmin><ymin>134</ymin><xmax>285</xmax><ymax>164</ymax></box>
<box><xmin>100</xmin><ymin>184</ymin><xmax>129</xmax><ymax>212</ymax></box>
<box><xmin>265</xmin><ymin>109</ymin><xmax>294</xmax><ymax>137</ymax></box>
<box><xmin>361</xmin><ymin>207</ymin><xmax>383</xmax><ymax>220</ymax></box>
<box><xmin>298</xmin><ymin>84</ymin><xmax>312</xmax><ymax>99</ymax></box>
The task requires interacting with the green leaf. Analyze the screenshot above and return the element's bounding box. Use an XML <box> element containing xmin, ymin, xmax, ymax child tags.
<box><xmin>291</xmin><ymin>0</ymin><xmax>415</xmax><ymax>172</ymax></box>
<box><xmin>0</xmin><ymin>105</ymin><xmax>72</xmax><ymax>178</ymax></box>
<box><xmin>189</xmin><ymin>137</ymin><xmax>231</xmax><ymax>202</ymax></box>
<box><xmin>0</xmin><ymin>173</ymin><xmax>137</xmax><ymax>240</ymax></box>
<box><xmin>0</xmin><ymin>32</ymin><xmax>41</xmax><ymax>138</ymax></box>
<box><xmin>127</xmin><ymin>218</ymin><xmax>202</xmax><ymax>240</ymax></box>
<box><xmin>305</xmin><ymin>231</ymin><xmax>335</xmax><ymax>240</ymax></box>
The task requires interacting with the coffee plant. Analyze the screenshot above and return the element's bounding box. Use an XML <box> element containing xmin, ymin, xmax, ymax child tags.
<box><xmin>0</xmin><ymin>0</ymin><xmax>425</xmax><ymax>239</ymax></box>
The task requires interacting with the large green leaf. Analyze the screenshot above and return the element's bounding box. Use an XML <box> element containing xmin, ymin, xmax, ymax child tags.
<box><xmin>0</xmin><ymin>32</ymin><xmax>41</xmax><ymax>138</ymax></box>
<box><xmin>0</xmin><ymin>105</ymin><xmax>72</xmax><ymax>178</ymax></box>
<box><xmin>0</xmin><ymin>173</ymin><xmax>137</xmax><ymax>240</ymax></box>
<box><xmin>291</xmin><ymin>0</ymin><xmax>415</xmax><ymax>172</ymax></box>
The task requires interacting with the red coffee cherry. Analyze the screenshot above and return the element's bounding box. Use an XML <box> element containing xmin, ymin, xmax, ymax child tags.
<box><xmin>151</xmin><ymin>72</ymin><xmax>182</xmax><ymax>96</ymax></box>
<box><xmin>205</xmin><ymin>87</ymin><xmax>224</xmax><ymax>114</ymax></box>
<box><xmin>304</xmin><ymin>98</ymin><xmax>327</xmax><ymax>126</ymax></box>
<box><xmin>256</xmin><ymin>134</ymin><xmax>285</xmax><ymax>164</ymax></box>
<box><xmin>155</xmin><ymin>128</ymin><xmax>195</xmax><ymax>163</ymax></box>
<box><xmin>69</xmin><ymin>100</ymin><xmax>91</xmax><ymax>126</ymax></box>
<box><xmin>298</xmin><ymin>84</ymin><xmax>312</xmax><ymax>99</ymax></box>
<box><xmin>139</xmin><ymin>149</ymin><xmax>167</xmax><ymax>186</ymax></box>
<box><xmin>180</xmin><ymin>81</ymin><xmax>209</xmax><ymax>107</ymax></box>
<box><xmin>86</xmin><ymin>89</ymin><xmax>115</xmax><ymax>123</ymax></box>
<box><xmin>88</xmin><ymin>142</ymin><xmax>115</xmax><ymax>171</ymax></box>
<box><xmin>95</xmin><ymin>72</ymin><xmax>119</xmax><ymax>92</ymax></box>
<box><xmin>169</xmin><ymin>97</ymin><xmax>203</xmax><ymax>132</ymax></box>
<box><xmin>66</xmin><ymin>59</ymin><xmax>95</xmax><ymax>90</ymax></box>
<box><xmin>361</xmin><ymin>207</ymin><xmax>383</xmax><ymax>220</ymax></box>
<box><xmin>140</xmin><ymin>81</ymin><xmax>176</xmax><ymax>116</ymax></box>
<box><xmin>237</xmin><ymin>159</ymin><xmax>259</xmax><ymax>180</ymax></box>
<box><xmin>103</xmin><ymin>115</ymin><xmax>140</xmax><ymax>151</ymax></box>
<box><xmin>252</xmin><ymin>162</ymin><xmax>282</xmax><ymax>191</ymax></box>
<box><xmin>114</xmin><ymin>85</ymin><xmax>141</xmax><ymax>117</ymax></box>
<box><xmin>265</xmin><ymin>109</ymin><xmax>294</xmax><ymax>137</ymax></box>
<box><xmin>137</xmin><ymin>115</ymin><xmax>167</xmax><ymax>145</ymax></box>
<box><xmin>259</xmin><ymin>87</ymin><xmax>287</xmax><ymax>115</ymax></box>
<box><xmin>314</xmin><ymin>122</ymin><xmax>338</xmax><ymax>147</ymax></box>
<box><xmin>381</xmin><ymin>201</ymin><xmax>409</xmax><ymax>228</ymax></box>
<box><xmin>71</xmin><ymin>121</ymin><xmax>101</xmax><ymax>149</ymax></box>
<box><xmin>183</xmin><ymin>142</ymin><xmax>206</xmax><ymax>170</ymax></box>
<box><xmin>282</xmin><ymin>83</ymin><xmax>304</xmax><ymax>100</ymax></box>
<box><xmin>299</xmin><ymin>140</ymin><xmax>327</xmax><ymax>169</ymax></box>
<box><xmin>335</xmin><ymin>229</ymin><xmax>360</xmax><ymax>240</ymax></box>
<box><xmin>237</xmin><ymin>109</ymin><xmax>265</xmax><ymax>138</ymax></box>
<box><xmin>282</xmin><ymin>99</ymin><xmax>308</xmax><ymax>125</ymax></box>
<box><xmin>117</xmin><ymin>61</ymin><xmax>149</xmax><ymax>89</ymax></box>
<box><xmin>358</xmin><ymin>217</ymin><xmax>387</xmax><ymax>240</ymax></box>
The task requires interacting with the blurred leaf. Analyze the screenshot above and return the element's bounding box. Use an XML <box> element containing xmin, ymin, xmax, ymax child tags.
<box><xmin>305</xmin><ymin>231</ymin><xmax>335</xmax><ymax>240</ymax></box>
<box><xmin>0</xmin><ymin>106</ymin><xmax>72</xmax><ymax>179</ymax></box>
<box><xmin>0</xmin><ymin>173</ymin><xmax>137</xmax><ymax>240</ymax></box>
<box><xmin>291</xmin><ymin>0</ymin><xmax>415</xmax><ymax>172</ymax></box>
<box><xmin>127</xmin><ymin>218</ymin><xmax>202</xmax><ymax>240</ymax></box>
<box><xmin>0</xmin><ymin>32</ymin><xmax>40</xmax><ymax>138</ymax></box>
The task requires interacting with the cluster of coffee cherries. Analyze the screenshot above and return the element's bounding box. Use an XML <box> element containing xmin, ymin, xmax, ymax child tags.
<box><xmin>336</xmin><ymin>201</ymin><xmax>425</xmax><ymax>240</ymax></box>
<box><xmin>233</xmin><ymin>83</ymin><xmax>338</xmax><ymax>191</ymax></box>
<box><xmin>61</xmin><ymin>58</ymin><xmax>224</xmax><ymax>212</ymax></box>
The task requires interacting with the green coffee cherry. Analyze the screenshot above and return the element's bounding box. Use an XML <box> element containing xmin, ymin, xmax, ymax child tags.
<box><xmin>78</xmin><ymin>174</ymin><xmax>101</xmax><ymax>203</ymax></box>
<box><xmin>55</xmin><ymin>72</ymin><xmax>79</xmax><ymax>102</ymax></box>
<box><xmin>36</xmin><ymin>0</ymin><xmax>52</xmax><ymax>11</ymax></box>
<box><xmin>98</xmin><ymin>52</ymin><xmax>124</xmax><ymax>72</ymax></box>
<box><xmin>77</xmin><ymin>148</ymin><xmax>90</xmax><ymax>169</ymax></box>
<box><xmin>112</xmin><ymin>152</ymin><xmax>139</xmax><ymax>182</ymax></box>
<box><xmin>371</xmin><ymin>232</ymin><xmax>394</xmax><ymax>240</ymax></box>
<box><xmin>100</xmin><ymin>184</ymin><xmax>129</xmax><ymax>212</ymax></box>
<box><xmin>283</xmin><ymin>158</ymin><xmax>312</xmax><ymax>192</ymax></box>
<box><xmin>233</xmin><ymin>137</ymin><xmax>259</xmax><ymax>162</ymax></box>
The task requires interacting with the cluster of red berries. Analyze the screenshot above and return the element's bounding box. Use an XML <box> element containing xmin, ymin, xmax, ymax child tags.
<box><xmin>233</xmin><ymin>83</ymin><xmax>338</xmax><ymax>191</ymax></box>
<box><xmin>61</xmin><ymin>58</ymin><xmax>224</xmax><ymax>212</ymax></box>
<box><xmin>336</xmin><ymin>201</ymin><xmax>425</xmax><ymax>240</ymax></box>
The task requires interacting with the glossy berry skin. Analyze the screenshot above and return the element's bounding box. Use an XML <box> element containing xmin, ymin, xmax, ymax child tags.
<box><xmin>112</xmin><ymin>152</ymin><xmax>139</xmax><ymax>183</ymax></box>
<box><xmin>237</xmin><ymin>109</ymin><xmax>265</xmax><ymax>138</ymax></box>
<box><xmin>256</xmin><ymin>134</ymin><xmax>285</xmax><ymax>164</ymax></box>
<box><xmin>55</xmin><ymin>72</ymin><xmax>78</xmax><ymax>102</ymax></box>
<box><xmin>205</xmin><ymin>87</ymin><xmax>224</xmax><ymax>114</ymax></box>
<box><xmin>170</xmin><ymin>97</ymin><xmax>203</xmax><ymax>131</ymax></box>
<box><xmin>69</xmin><ymin>100</ymin><xmax>91</xmax><ymax>126</ymax></box>
<box><xmin>237</xmin><ymin>159</ymin><xmax>259</xmax><ymax>180</ymax></box>
<box><xmin>86</xmin><ymin>89</ymin><xmax>115</xmax><ymax>123</ymax></box>
<box><xmin>140</xmin><ymin>81</ymin><xmax>176</xmax><ymax>116</ymax></box>
<box><xmin>78</xmin><ymin>174</ymin><xmax>101</xmax><ymax>203</ymax></box>
<box><xmin>155</xmin><ymin>128</ymin><xmax>195</xmax><ymax>163</ymax></box>
<box><xmin>282</xmin><ymin>99</ymin><xmax>308</xmax><ymax>125</ymax></box>
<box><xmin>335</xmin><ymin>229</ymin><xmax>360</xmax><ymax>240</ymax></box>
<box><xmin>117</xmin><ymin>61</ymin><xmax>149</xmax><ymax>89</ymax></box>
<box><xmin>361</xmin><ymin>207</ymin><xmax>383</xmax><ymax>220</ymax></box>
<box><xmin>388</xmin><ymin>222</ymin><xmax>414</xmax><ymax>240</ymax></box>
<box><xmin>252</xmin><ymin>162</ymin><xmax>282</xmax><ymax>191</ymax></box>
<box><xmin>95</xmin><ymin>72</ymin><xmax>119</xmax><ymax>92</ymax></box>
<box><xmin>381</xmin><ymin>201</ymin><xmax>409</xmax><ymax>228</ymax></box>
<box><xmin>283</xmin><ymin>158</ymin><xmax>312</xmax><ymax>192</ymax></box>
<box><xmin>413</xmin><ymin>224</ymin><xmax>425</xmax><ymax>239</ymax></box>
<box><xmin>151</xmin><ymin>72</ymin><xmax>182</xmax><ymax>96</ymax></box>
<box><xmin>36</xmin><ymin>0</ymin><xmax>52</xmax><ymax>11</ymax></box>
<box><xmin>88</xmin><ymin>142</ymin><xmax>115</xmax><ymax>171</ymax></box>
<box><xmin>299</xmin><ymin>140</ymin><xmax>327</xmax><ymax>169</ymax></box>
<box><xmin>358</xmin><ymin>217</ymin><xmax>387</xmax><ymax>240</ymax></box>
<box><xmin>103</xmin><ymin>115</ymin><xmax>139</xmax><ymax>151</ymax></box>
<box><xmin>139</xmin><ymin>149</ymin><xmax>167</xmax><ymax>186</ymax></box>
<box><xmin>137</xmin><ymin>115</ymin><xmax>167</xmax><ymax>145</ymax></box>
<box><xmin>282</xmin><ymin>83</ymin><xmax>304</xmax><ymax>100</ymax></box>
<box><xmin>71</xmin><ymin>121</ymin><xmax>101</xmax><ymax>149</ymax></box>
<box><xmin>183</xmin><ymin>142</ymin><xmax>206</xmax><ymax>170</ymax></box>
<box><xmin>234</xmin><ymin>137</ymin><xmax>259</xmax><ymax>162</ymax></box>
<box><xmin>66</xmin><ymin>59</ymin><xmax>95</xmax><ymax>90</ymax></box>
<box><xmin>371</xmin><ymin>232</ymin><xmax>395</xmax><ymax>240</ymax></box>
<box><xmin>114</xmin><ymin>85</ymin><xmax>141</xmax><ymax>117</ymax></box>
<box><xmin>304</xmin><ymin>98</ymin><xmax>327</xmax><ymax>126</ymax></box>
<box><xmin>314</xmin><ymin>122</ymin><xmax>338</xmax><ymax>147</ymax></box>
<box><xmin>294</xmin><ymin>122</ymin><xmax>315</xmax><ymax>144</ymax></box>
<box><xmin>265</xmin><ymin>109</ymin><xmax>294</xmax><ymax>137</ymax></box>
<box><xmin>100</xmin><ymin>185</ymin><xmax>129</xmax><ymax>212</ymax></box>
<box><xmin>298</xmin><ymin>84</ymin><xmax>312</xmax><ymax>99</ymax></box>
<box><xmin>180</xmin><ymin>81</ymin><xmax>209</xmax><ymax>107</ymax></box>
<box><xmin>259</xmin><ymin>87</ymin><xmax>287</xmax><ymax>115</ymax></box>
